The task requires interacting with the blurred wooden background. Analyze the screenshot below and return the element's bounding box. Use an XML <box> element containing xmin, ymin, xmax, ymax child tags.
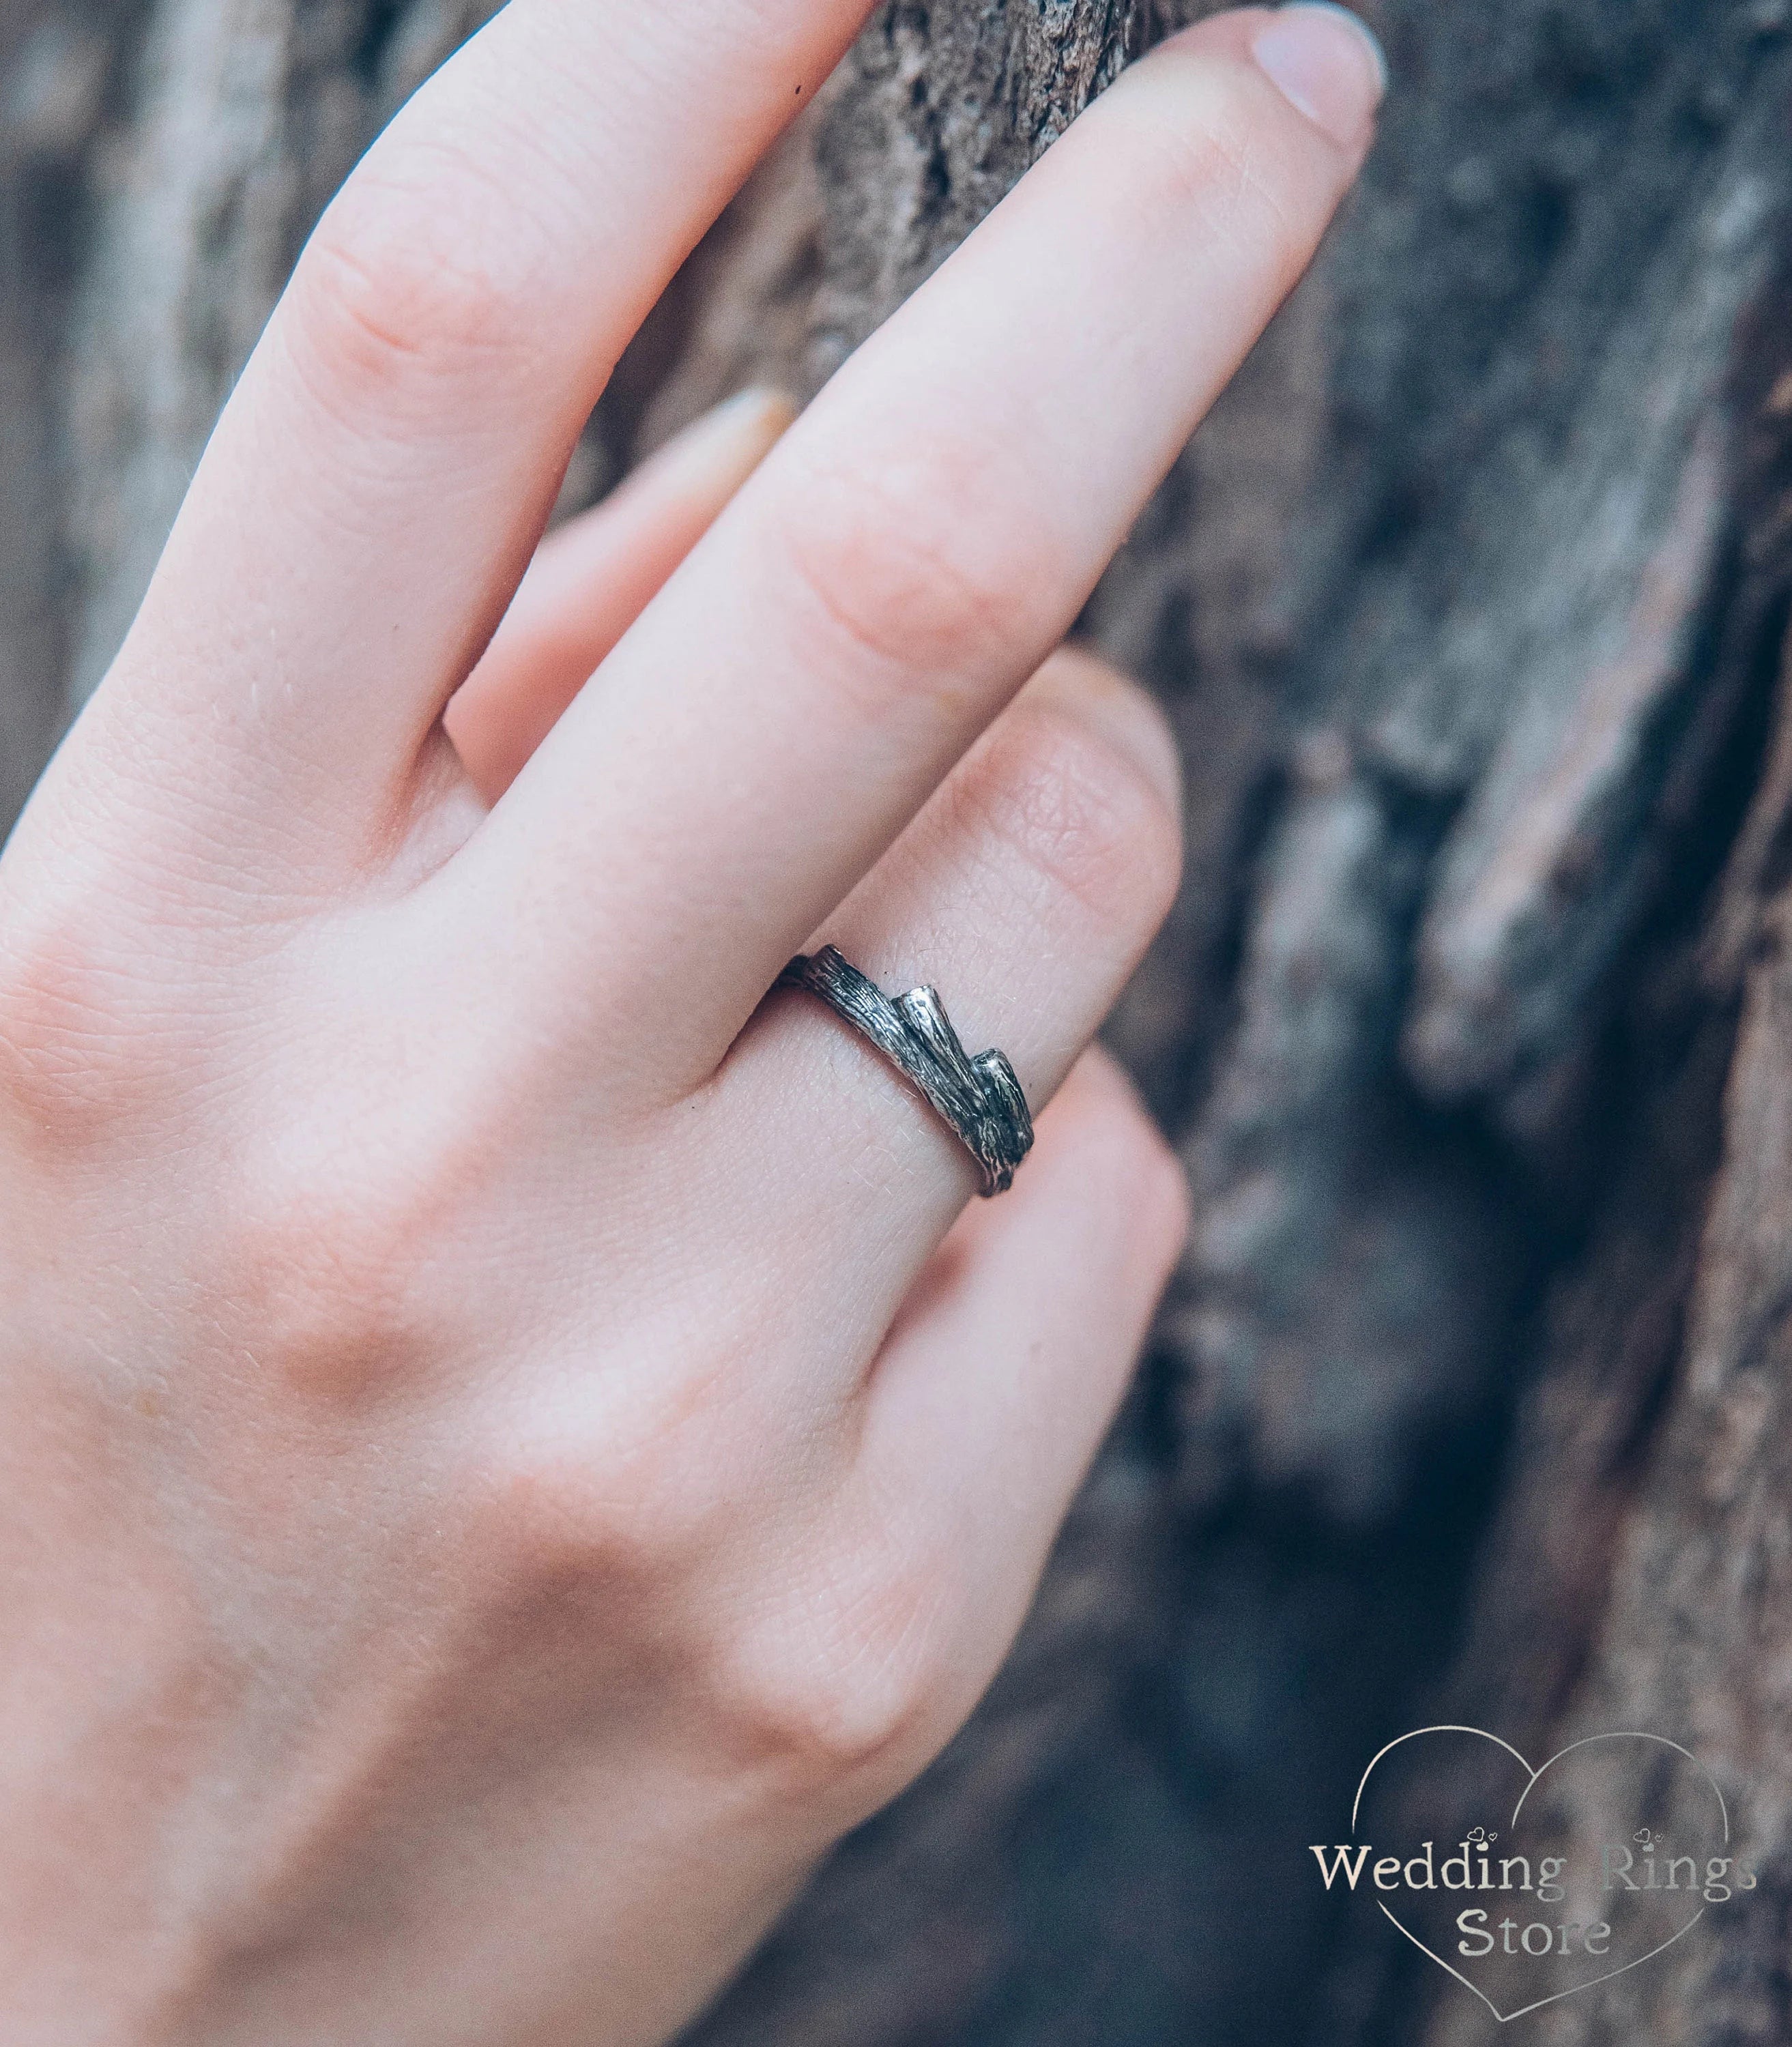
<box><xmin>5</xmin><ymin>2</ymin><xmax>1792</xmax><ymax>2039</ymax></box>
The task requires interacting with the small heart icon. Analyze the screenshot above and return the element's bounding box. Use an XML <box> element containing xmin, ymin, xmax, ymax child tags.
<box><xmin>1327</xmin><ymin>1726</ymin><xmax>1734</xmax><ymax>2022</ymax></box>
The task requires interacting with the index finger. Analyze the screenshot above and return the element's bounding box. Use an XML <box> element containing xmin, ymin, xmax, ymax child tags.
<box><xmin>76</xmin><ymin>0</ymin><xmax>873</xmax><ymax>876</ymax></box>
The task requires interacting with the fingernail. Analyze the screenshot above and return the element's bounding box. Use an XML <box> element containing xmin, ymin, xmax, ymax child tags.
<box><xmin>652</xmin><ymin>386</ymin><xmax>798</xmax><ymax>490</ymax></box>
<box><xmin>717</xmin><ymin>384</ymin><xmax>801</xmax><ymax>429</ymax></box>
<box><xmin>691</xmin><ymin>385</ymin><xmax>800</xmax><ymax>450</ymax></box>
<box><xmin>1252</xmin><ymin>4</ymin><xmax>1386</xmax><ymax>149</ymax></box>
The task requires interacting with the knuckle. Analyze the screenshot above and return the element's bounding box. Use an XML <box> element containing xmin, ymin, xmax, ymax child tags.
<box><xmin>290</xmin><ymin>154</ymin><xmax>547</xmax><ymax>416</ymax></box>
<box><xmin>407</xmin><ymin>1448</ymin><xmax>731</xmax><ymax>1722</ymax></box>
<box><xmin>216</xmin><ymin>1101</ymin><xmax>503</xmax><ymax>1404</ymax></box>
<box><xmin>467</xmin><ymin>1440</ymin><xmax>709</xmax><ymax>1614</ymax></box>
<box><xmin>0</xmin><ymin>888</ymin><xmax>162</xmax><ymax>1144</ymax></box>
<box><xmin>773</xmin><ymin>436</ymin><xmax>1054</xmax><ymax>697</ymax></box>
<box><xmin>443</xmin><ymin>1318</ymin><xmax>782</xmax><ymax>1622</ymax></box>
<box><xmin>219</xmin><ymin>1170</ymin><xmax>435</xmax><ymax>1403</ymax></box>
<box><xmin>719</xmin><ymin>1549</ymin><xmax>954</xmax><ymax>1790</ymax></box>
<box><xmin>964</xmin><ymin>699</ymin><xmax>1184</xmax><ymax>928</ymax></box>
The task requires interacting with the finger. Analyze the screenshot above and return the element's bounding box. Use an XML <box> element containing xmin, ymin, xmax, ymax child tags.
<box><xmin>690</xmin><ymin>647</ymin><xmax>1185</xmax><ymax>1359</ymax></box>
<box><xmin>469</xmin><ymin>5</ymin><xmax>1384</xmax><ymax>1084</ymax></box>
<box><xmin>848</xmin><ymin>1046</ymin><xmax>1188</xmax><ymax>1736</ymax></box>
<box><xmin>690</xmin><ymin>1048</ymin><xmax>1185</xmax><ymax>1808</ymax></box>
<box><xmin>447</xmin><ymin>389</ymin><xmax>796</xmax><ymax>802</ymax></box>
<box><xmin>86</xmin><ymin>1</ymin><xmax>871</xmax><ymax>865</ymax></box>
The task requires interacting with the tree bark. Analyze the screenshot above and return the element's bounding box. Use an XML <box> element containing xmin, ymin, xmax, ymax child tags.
<box><xmin>7</xmin><ymin>3</ymin><xmax>1792</xmax><ymax>2042</ymax></box>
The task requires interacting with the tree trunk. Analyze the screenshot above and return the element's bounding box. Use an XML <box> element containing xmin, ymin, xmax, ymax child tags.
<box><xmin>7</xmin><ymin>3</ymin><xmax>1792</xmax><ymax>2042</ymax></box>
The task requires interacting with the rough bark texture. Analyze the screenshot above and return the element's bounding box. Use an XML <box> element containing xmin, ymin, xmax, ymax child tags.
<box><xmin>9</xmin><ymin>1</ymin><xmax>1792</xmax><ymax>2042</ymax></box>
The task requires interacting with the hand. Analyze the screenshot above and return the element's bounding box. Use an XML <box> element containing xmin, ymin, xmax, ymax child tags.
<box><xmin>0</xmin><ymin>5</ymin><xmax>1380</xmax><ymax>2042</ymax></box>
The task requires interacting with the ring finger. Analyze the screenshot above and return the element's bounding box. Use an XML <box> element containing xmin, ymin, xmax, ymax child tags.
<box><xmin>692</xmin><ymin>646</ymin><xmax>1184</xmax><ymax>1361</ymax></box>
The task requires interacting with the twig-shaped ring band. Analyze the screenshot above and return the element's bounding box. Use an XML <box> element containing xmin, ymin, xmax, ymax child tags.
<box><xmin>778</xmin><ymin>948</ymin><xmax>1035</xmax><ymax>1197</ymax></box>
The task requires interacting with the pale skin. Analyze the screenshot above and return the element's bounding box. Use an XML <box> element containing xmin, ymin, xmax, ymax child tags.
<box><xmin>0</xmin><ymin>4</ymin><xmax>1381</xmax><ymax>2042</ymax></box>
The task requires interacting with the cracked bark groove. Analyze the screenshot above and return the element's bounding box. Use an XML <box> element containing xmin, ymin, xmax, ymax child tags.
<box><xmin>6</xmin><ymin>2</ymin><xmax>1792</xmax><ymax>2042</ymax></box>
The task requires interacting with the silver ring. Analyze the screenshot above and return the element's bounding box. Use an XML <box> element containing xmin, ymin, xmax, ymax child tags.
<box><xmin>779</xmin><ymin>948</ymin><xmax>1035</xmax><ymax>1197</ymax></box>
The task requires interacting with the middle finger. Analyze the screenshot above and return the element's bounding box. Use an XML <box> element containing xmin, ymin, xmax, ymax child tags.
<box><xmin>461</xmin><ymin>6</ymin><xmax>1383</xmax><ymax>1089</ymax></box>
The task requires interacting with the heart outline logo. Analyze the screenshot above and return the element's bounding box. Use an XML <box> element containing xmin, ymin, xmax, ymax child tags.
<box><xmin>1350</xmin><ymin>1726</ymin><xmax>1729</xmax><ymax>2024</ymax></box>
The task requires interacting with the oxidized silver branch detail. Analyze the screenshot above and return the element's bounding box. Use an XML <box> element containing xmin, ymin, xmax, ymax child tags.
<box><xmin>779</xmin><ymin>947</ymin><xmax>1035</xmax><ymax>1197</ymax></box>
